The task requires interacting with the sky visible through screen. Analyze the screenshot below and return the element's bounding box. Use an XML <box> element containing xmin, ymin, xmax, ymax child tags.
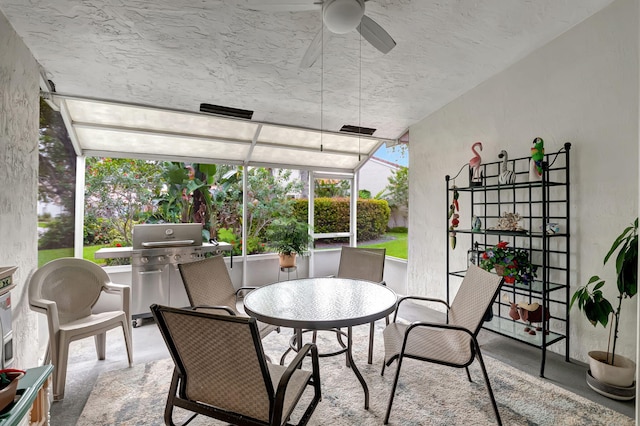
<box><xmin>373</xmin><ymin>144</ymin><xmax>408</xmax><ymax>167</ymax></box>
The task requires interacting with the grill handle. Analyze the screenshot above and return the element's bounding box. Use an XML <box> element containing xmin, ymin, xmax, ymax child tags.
<box><xmin>137</xmin><ymin>270</ymin><xmax>163</xmax><ymax>275</ymax></box>
<box><xmin>141</xmin><ymin>240</ymin><xmax>195</xmax><ymax>248</ymax></box>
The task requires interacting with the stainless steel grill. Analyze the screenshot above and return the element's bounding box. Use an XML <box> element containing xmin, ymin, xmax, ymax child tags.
<box><xmin>97</xmin><ymin>223</ymin><xmax>232</xmax><ymax>327</ymax></box>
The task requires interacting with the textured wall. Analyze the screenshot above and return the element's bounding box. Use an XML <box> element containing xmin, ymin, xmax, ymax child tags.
<box><xmin>0</xmin><ymin>12</ymin><xmax>41</xmax><ymax>368</ymax></box>
<box><xmin>408</xmin><ymin>0</ymin><xmax>638</xmax><ymax>363</ymax></box>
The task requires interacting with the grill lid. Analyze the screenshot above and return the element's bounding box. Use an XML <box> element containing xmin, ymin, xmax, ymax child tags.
<box><xmin>132</xmin><ymin>224</ymin><xmax>203</xmax><ymax>249</ymax></box>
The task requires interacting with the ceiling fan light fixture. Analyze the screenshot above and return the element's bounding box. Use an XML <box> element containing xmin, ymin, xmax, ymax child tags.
<box><xmin>323</xmin><ymin>0</ymin><xmax>365</xmax><ymax>34</ymax></box>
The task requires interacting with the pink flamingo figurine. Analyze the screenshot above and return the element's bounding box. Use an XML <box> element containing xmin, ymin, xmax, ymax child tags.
<box><xmin>469</xmin><ymin>142</ymin><xmax>483</xmax><ymax>185</ymax></box>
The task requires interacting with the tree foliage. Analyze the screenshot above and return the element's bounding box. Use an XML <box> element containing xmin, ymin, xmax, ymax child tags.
<box><xmin>383</xmin><ymin>166</ymin><xmax>408</xmax><ymax>209</ymax></box>
<box><xmin>38</xmin><ymin>99</ymin><xmax>77</xmax><ymax>249</ymax></box>
<box><xmin>85</xmin><ymin>158</ymin><xmax>163</xmax><ymax>245</ymax></box>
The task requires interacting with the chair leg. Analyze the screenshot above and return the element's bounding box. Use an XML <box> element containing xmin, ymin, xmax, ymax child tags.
<box><xmin>44</xmin><ymin>341</ymin><xmax>51</xmax><ymax>364</ymax></box>
<box><xmin>94</xmin><ymin>333</ymin><xmax>106</xmax><ymax>360</ymax></box>
<box><xmin>474</xmin><ymin>345</ymin><xmax>502</xmax><ymax>426</ymax></box>
<box><xmin>384</xmin><ymin>355</ymin><xmax>404</xmax><ymax>424</ymax></box>
<box><xmin>368</xmin><ymin>321</ymin><xmax>375</xmax><ymax>364</ymax></box>
<box><xmin>53</xmin><ymin>339</ymin><xmax>70</xmax><ymax>401</ymax></box>
<box><xmin>121</xmin><ymin>317</ymin><xmax>134</xmax><ymax>366</ymax></box>
<box><xmin>465</xmin><ymin>366</ymin><xmax>472</xmax><ymax>382</ymax></box>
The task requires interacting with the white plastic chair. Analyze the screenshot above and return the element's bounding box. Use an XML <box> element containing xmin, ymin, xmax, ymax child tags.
<box><xmin>28</xmin><ymin>258</ymin><xmax>133</xmax><ymax>401</ymax></box>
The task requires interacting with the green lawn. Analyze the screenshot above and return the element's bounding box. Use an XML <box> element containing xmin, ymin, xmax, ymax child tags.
<box><xmin>38</xmin><ymin>245</ymin><xmax>107</xmax><ymax>268</ymax></box>
<box><xmin>359</xmin><ymin>232</ymin><xmax>407</xmax><ymax>259</ymax></box>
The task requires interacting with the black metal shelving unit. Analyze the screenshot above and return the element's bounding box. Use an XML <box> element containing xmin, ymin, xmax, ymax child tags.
<box><xmin>445</xmin><ymin>142</ymin><xmax>571</xmax><ymax>377</ymax></box>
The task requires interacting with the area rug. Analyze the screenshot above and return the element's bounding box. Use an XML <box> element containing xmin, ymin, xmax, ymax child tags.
<box><xmin>78</xmin><ymin>325</ymin><xmax>633</xmax><ymax>425</ymax></box>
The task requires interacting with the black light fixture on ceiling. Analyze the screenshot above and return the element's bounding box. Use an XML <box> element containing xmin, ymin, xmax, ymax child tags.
<box><xmin>339</xmin><ymin>125</ymin><xmax>376</xmax><ymax>136</ymax></box>
<box><xmin>199</xmin><ymin>103</ymin><xmax>254</xmax><ymax>120</ymax></box>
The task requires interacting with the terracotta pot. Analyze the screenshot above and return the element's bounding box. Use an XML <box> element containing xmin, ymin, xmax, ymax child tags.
<box><xmin>588</xmin><ymin>351</ymin><xmax>636</xmax><ymax>388</ymax></box>
<box><xmin>494</xmin><ymin>265</ymin><xmax>506</xmax><ymax>276</ymax></box>
<box><xmin>0</xmin><ymin>369</ymin><xmax>25</xmax><ymax>411</ymax></box>
<box><xmin>278</xmin><ymin>253</ymin><xmax>296</xmax><ymax>268</ymax></box>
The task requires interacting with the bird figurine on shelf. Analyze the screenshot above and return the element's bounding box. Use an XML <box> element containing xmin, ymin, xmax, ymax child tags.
<box><xmin>469</xmin><ymin>141</ymin><xmax>483</xmax><ymax>186</ymax></box>
<box><xmin>529</xmin><ymin>137</ymin><xmax>544</xmax><ymax>181</ymax></box>
<box><xmin>498</xmin><ymin>150</ymin><xmax>516</xmax><ymax>184</ymax></box>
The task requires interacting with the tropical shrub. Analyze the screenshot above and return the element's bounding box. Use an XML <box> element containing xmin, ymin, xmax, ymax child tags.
<box><xmin>293</xmin><ymin>198</ymin><xmax>389</xmax><ymax>241</ymax></box>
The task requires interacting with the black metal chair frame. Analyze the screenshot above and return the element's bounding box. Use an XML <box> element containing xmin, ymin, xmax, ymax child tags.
<box><xmin>381</xmin><ymin>290</ymin><xmax>503</xmax><ymax>426</ymax></box>
<box><xmin>151</xmin><ymin>304</ymin><xmax>322</xmax><ymax>426</ymax></box>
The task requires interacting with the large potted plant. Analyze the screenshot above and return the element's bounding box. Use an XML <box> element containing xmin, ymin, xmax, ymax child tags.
<box><xmin>570</xmin><ymin>218</ymin><xmax>638</xmax><ymax>395</ymax></box>
<box><xmin>266</xmin><ymin>218</ymin><xmax>313</xmax><ymax>268</ymax></box>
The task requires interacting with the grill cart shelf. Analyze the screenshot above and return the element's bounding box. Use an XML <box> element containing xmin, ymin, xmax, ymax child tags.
<box><xmin>445</xmin><ymin>142</ymin><xmax>571</xmax><ymax>377</ymax></box>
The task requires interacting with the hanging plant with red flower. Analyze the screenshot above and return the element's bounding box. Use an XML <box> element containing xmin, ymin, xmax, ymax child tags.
<box><xmin>479</xmin><ymin>241</ymin><xmax>537</xmax><ymax>285</ymax></box>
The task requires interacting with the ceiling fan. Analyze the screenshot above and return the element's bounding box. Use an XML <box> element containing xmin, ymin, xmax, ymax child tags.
<box><xmin>243</xmin><ymin>0</ymin><xmax>396</xmax><ymax>68</ymax></box>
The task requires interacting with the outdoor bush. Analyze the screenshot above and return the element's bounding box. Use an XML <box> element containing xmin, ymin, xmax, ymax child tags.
<box><xmin>84</xmin><ymin>214</ymin><xmax>122</xmax><ymax>245</ymax></box>
<box><xmin>293</xmin><ymin>198</ymin><xmax>389</xmax><ymax>241</ymax></box>
<box><xmin>217</xmin><ymin>227</ymin><xmax>266</xmax><ymax>256</ymax></box>
<box><xmin>38</xmin><ymin>215</ymin><xmax>74</xmax><ymax>249</ymax></box>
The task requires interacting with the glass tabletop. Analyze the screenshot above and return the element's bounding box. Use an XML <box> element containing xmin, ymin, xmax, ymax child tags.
<box><xmin>243</xmin><ymin>277</ymin><xmax>398</xmax><ymax>330</ymax></box>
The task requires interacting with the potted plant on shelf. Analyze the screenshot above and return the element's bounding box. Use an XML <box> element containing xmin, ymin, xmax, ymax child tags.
<box><xmin>266</xmin><ymin>218</ymin><xmax>313</xmax><ymax>268</ymax></box>
<box><xmin>570</xmin><ymin>218</ymin><xmax>637</xmax><ymax>397</ymax></box>
<box><xmin>479</xmin><ymin>241</ymin><xmax>537</xmax><ymax>285</ymax></box>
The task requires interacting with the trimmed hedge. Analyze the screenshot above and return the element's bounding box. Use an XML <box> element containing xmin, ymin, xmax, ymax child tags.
<box><xmin>293</xmin><ymin>198</ymin><xmax>390</xmax><ymax>241</ymax></box>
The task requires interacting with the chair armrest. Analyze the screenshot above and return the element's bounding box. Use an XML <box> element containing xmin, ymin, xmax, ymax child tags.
<box><xmin>235</xmin><ymin>287</ymin><xmax>258</xmax><ymax>300</ymax></box>
<box><xmin>393</xmin><ymin>295</ymin><xmax>450</xmax><ymax>322</ymax></box>
<box><xmin>102</xmin><ymin>281</ymin><xmax>128</xmax><ymax>295</ymax></box>
<box><xmin>102</xmin><ymin>282</ymin><xmax>131</xmax><ymax>320</ymax></box>
<box><xmin>273</xmin><ymin>343</ymin><xmax>320</xmax><ymax>425</ymax></box>
<box><xmin>30</xmin><ymin>299</ymin><xmax>60</xmax><ymax>334</ymax></box>
<box><xmin>191</xmin><ymin>305</ymin><xmax>237</xmax><ymax>316</ymax></box>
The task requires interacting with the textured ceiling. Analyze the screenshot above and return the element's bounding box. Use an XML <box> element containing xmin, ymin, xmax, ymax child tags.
<box><xmin>0</xmin><ymin>0</ymin><xmax>614</xmax><ymax>140</ymax></box>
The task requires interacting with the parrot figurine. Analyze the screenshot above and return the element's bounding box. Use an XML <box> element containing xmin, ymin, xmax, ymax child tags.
<box><xmin>530</xmin><ymin>137</ymin><xmax>544</xmax><ymax>180</ymax></box>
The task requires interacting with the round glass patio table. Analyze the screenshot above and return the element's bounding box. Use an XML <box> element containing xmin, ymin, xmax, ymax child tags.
<box><xmin>244</xmin><ymin>277</ymin><xmax>398</xmax><ymax>409</ymax></box>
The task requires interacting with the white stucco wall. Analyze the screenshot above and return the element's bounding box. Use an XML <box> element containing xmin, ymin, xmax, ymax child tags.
<box><xmin>358</xmin><ymin>158</ymin><xmax>398</xmax><ymax>197</ymax></box>
<box><xmin>0</xmin><ymin>14</ymin><xmax>41</xmax><ymax>368</ymax></box>
<box><xmin>408</xmin><ymin>0</ymin><xmax>638</xmax><ymax>364</ymax></box>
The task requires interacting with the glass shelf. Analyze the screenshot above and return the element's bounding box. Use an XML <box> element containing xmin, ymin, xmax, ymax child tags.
<box><xmin>448</xmin><ymin>270</ymin><xmax>566</xmax><ymax>294</ymax></box>
<box><xmin>482</xmin><ymin>316</ymin><xmax>566</xmax><ymax>347</ymax></box>
<box><xmin>451</xmin><ymin>180</ymin><xmax>566</xmax><ymax>192</ymax></box>
<box><xmin>453</xmin><ymin>229</ymin><xmax>568</xmax><ymax>238</ymax></box>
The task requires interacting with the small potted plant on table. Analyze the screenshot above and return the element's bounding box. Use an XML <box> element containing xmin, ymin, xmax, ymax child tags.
<box><xmin>266</xmin><ymin>218</ymin><xmax>313</xmax><ymax>268</ymax></box>
<box><xmin>571</xmin><ymin>218</ymin><xmax>637</xmax><ymax>399</ymax></box>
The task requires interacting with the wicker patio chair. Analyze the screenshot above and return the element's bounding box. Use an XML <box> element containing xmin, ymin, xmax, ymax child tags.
<box><xmin>178</xmin><ymin>255</ymin><xmax>278</xmax><ymax>338</ymax></box>
<box><xmin>336</xmin><ymin>246</ymin><xmax>387</xmax><ymax>364</ymax></box>
<box><xmin>28</xmin><ymin>258</ymin><xmax>133</xmax><ymax>401</ymax></box>
<box><xmin>381</xmin><ymin>264</ymin><xmax>504</xmax><ymax>425</ymax></box>
<box><xmin>151</xmin><ymin>304</ymin><xmax>322</xmax><ymax>426</ymax></box>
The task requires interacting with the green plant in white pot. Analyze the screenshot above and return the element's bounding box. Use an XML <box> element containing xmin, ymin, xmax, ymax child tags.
<box><xmin>570</xmin><ymin>218</ymin><xmax>638</xmax><ymax>393</ymax></box>
<box><xmin>266</xmin><ymin>218</ymin><xmax>313</xmax><ymax>268</ymax></box>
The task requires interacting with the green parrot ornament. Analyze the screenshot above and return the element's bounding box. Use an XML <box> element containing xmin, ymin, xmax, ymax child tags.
<box><xmin>530</xmin><ymin>137</ymin><xmax>544</xmax><ymax>179</ymax></box>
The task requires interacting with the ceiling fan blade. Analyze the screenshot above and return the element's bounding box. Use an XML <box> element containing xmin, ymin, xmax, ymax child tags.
<box><xmin>242</xmin><ymin>0</ymin><xmax>321</xmax><ymax>12</ymax></box>
<box><xmin>300</xmin><ymin>28</ymin><xmax>325</xmax><ymax>68</ymax></box>
<box><xmin>357</xmin><ymin>15</ymin><xmax>396</xmax><ymax>54</ymax></box>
